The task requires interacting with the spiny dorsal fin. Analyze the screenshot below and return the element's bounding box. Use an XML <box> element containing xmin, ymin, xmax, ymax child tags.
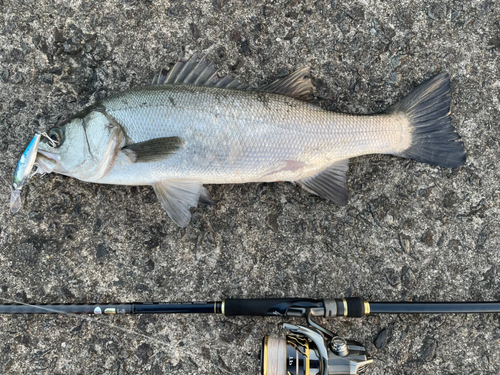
<box><xmin>255</xmin><ymin>67</ymin><xmax>315</xmax><ymax>101</ymax></box>
<box><xmin>152</xmin><ymin>53</ymin><xmax>249</xmax><ymax>89</ymax></box>
<box><xmin>296</xmin><ymin>159</ymin><xmax>349</xmax><ymax>206</ymax></box>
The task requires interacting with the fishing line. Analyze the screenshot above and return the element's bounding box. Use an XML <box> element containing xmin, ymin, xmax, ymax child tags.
<box><xmin>0</xmin><ymin>296</ymin><xmax>235</xmax><ymax>374</ymax></box>
<box><xmin>0</xmin><ymin>297</ymin><xmax>171</xmax><ymax>346</ymax></box>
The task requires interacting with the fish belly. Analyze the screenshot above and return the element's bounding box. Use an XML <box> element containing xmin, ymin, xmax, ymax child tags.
<box><xmin>98</xmin><ymin>85</ymin><xmax>410</xmax><ymax>185</ymax></box>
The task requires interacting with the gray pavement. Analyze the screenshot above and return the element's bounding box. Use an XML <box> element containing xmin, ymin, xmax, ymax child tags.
<box><xmin>1</xmin><ymin>0</ymin><xmax>500</xmax><ymax>374</ymax></box>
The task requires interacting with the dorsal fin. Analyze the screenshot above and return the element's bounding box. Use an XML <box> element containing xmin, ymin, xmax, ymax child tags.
<box><xmin>152</xmin><ymin>54</ymin><xmax>315</xmax><ymax>101</ymax></box>
<box><xmin>254</xmin><ymin>67</ymin><xmax>314</xmax><ymax>101</ymax></box>
<box><xmin>152</xmin><ymin>53</ymin><xmax>249</xmax><ymax>89</ymax></box>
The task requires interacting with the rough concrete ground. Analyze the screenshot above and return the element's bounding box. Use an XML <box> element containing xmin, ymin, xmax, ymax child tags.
<box><xmin>1</xmin><ymin>0</ymin><xmax>500</xmax><ymax>374</ymax></box>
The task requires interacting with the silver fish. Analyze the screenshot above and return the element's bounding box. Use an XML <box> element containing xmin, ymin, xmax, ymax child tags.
<box><xmin>36</xmin><ymin>54</ymin><xmax>466</xmax><ymax>226</ymax></box>
<box><xmin>11</xmin><ymin>133</ymin><xmax>42</xmax><ymax>213</ymax></box>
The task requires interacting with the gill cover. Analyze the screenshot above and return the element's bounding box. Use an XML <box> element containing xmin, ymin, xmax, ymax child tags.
<box><xmin>37</xmin><ymin>111</ymin><xmax>125</xmax><ymax>181</ymax></box>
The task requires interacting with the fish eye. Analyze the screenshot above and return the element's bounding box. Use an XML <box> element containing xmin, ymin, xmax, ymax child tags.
<box><xmin>47</xmin><ymin>128</ymin><xmax>64</xmax><ymax>147</ymax></box>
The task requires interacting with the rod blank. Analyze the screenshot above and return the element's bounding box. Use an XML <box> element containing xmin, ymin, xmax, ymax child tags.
<box><xmin>0</xmin><ymin>302</ymin><xmax>220</xmax><ymax>315</ymax></box>
<box><xmin>369</xmin><ymin>302</ymin><xmax>500</xmax><ymax>315</ymax></box>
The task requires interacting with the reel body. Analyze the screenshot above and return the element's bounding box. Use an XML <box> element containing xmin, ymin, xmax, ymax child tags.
<box><xmin>261</xmin><ymin>323</ymin><xmax>372</xmax><ymax>375</ymax></box>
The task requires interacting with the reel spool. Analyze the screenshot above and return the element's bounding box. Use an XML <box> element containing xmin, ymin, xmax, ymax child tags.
<box><xmin>261</xmin><ymin>324</ymin><xmax>372</xmax><ymax>375</ymax></box>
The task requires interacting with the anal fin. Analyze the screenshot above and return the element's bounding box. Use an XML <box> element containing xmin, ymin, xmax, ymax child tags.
<box><xmin>122</xmin><ymin>137</ymin><xmax>184</xmax><ymax>163</ymax></box>
<box><xmin>153</xmin><ymin>180</ymin><xmax>212</xmax><ymax>227</ymax></box>
<box><xmin>296</xmin><ymin>159</ymin><xmax>349</xmax><ymax>206</ymax></box>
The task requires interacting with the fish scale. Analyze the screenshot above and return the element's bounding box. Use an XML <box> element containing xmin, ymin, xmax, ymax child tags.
<box><xmin>99</xmin><ymin>85</ymin><xmax>404</xmax><ymax>185</ymax></box>
<box><xmin>34</xmin><ymin>56</ymin><xmax>465</xmax><ymax>226</ymax></box>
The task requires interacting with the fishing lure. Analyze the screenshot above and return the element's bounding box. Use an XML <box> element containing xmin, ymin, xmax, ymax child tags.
<box><xmin>10</xmin><ymin>133</ymin><xmax>42</xmax><ymax>213</ymax></box>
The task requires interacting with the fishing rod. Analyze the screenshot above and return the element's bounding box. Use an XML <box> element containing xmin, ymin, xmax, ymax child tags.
<box><xmin>2</xmin><ymin>297</ymin><xmax>500</xmax><ymax>375</ymax></box>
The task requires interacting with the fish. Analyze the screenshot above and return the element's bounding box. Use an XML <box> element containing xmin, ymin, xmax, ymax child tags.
<box><xmin>35</xmin><ymin>54</ymin><xmax>466</xmax><ymax>227</ymax></box>
<box><xmin>10</xmin><ymin>133</ymin><xmax>42</xmax><ymax>213</ymax></box>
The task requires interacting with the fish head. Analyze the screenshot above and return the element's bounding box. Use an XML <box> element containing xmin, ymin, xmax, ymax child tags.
<box><xmin>37</xmin><ymin>110</ymin><xmax>123</xmax><ymax>180</ymax></box>
<box><xmin>37</xmin><ymin>118</ymin><xmax>89</xmax><ymax>177</ymax></box>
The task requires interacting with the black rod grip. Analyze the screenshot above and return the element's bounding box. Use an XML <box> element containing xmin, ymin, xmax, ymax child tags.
<box><xmin>224</xmin><ymin>298</ymin><xmax>323</xmax><ymax>317</ymax></box>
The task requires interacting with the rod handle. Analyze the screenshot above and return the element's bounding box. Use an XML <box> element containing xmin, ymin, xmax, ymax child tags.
<box><xmin>223</xmin><ymin>298</ymin><xmax>323</xmax><ymax>317</ymax></box>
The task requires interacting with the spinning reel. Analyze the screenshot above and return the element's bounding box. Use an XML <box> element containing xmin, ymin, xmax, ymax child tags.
<box><xmin>261</xmin><ymin>308</ymin><xmax>372</xmax><ymax>375</ymax></box>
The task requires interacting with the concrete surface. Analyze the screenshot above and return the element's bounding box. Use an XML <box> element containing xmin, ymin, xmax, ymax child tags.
<box><xmin>1</xmin><ymin>0</ymin><xmax>500</xmax><ymax>374</ymax></box>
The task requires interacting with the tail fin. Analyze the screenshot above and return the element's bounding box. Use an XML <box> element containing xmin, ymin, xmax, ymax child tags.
<box><xmin>390</xmin><ymin>73</ymin><xmax>466</xmax><ymax>168</ymax></box>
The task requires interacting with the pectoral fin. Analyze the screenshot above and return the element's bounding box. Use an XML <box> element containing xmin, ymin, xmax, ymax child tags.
<box><xmin>153</xmin><ymin>180</ymin><xmax>212</xmax><ymax>227</ymax></box>
<box><xmin>296</xmin><ymin>160</ymin><xmax>349</xmax><ymax>206</ymax></box>
<box><xmin>122</xmin><ymin>137</ymin><xmax>184</xmax><ymax>163</ymax></box>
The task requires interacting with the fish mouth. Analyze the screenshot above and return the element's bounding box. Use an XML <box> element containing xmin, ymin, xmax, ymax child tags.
<box><xmin>36</xmin><ymin>150</ymin><xmax>61</xmax><ymax>173</ymax></box>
